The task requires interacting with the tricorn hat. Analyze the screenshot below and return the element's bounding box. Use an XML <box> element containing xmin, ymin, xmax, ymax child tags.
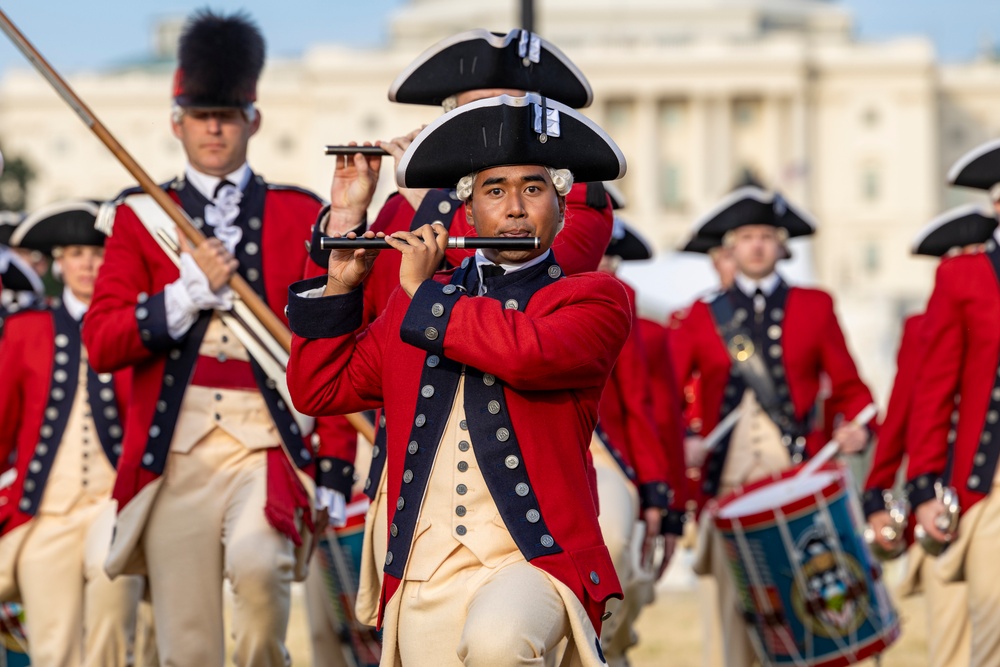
<box><xmin>172</xmin><ymin>10</ymin><xmax>265</xmax><ymax>108</ymax></box>
<box><xmin>11</xmin><ymin>201</ymin><xmax>104</xmax><ymax>254</ymax></box>
<box><xmin>389</xmin><ymin>29</ymin><xmax>592</xmax><ymax>109</ymax></box>
<box><xmin>397</xmin><ymin>93</ymin><xmax>625</xmax><ymax>189</ymax></box>
<box><xmin>948</xmin><ymin>139</ymin><xmax>1000</xmax><ymax>198</ymax></box>
<box><xmin>606</xmin><ymin>217</ymin><xmax>652</xmax><ymax>261</ymax></box>
<box><xmin>0</xmin><ymin>246</ymin><xmax>43</xmax><ymax>294</ymax></box>
<box><xmin>0</xmin><ymin>211</ymin><xmax>24</xmax><ymax>246</ymax></box>
<box><xmin>688</xmin><ymin>186</ymin><xmax>816</xmax><ymax>240</ymax></box>
<box><xmin>679</xmin><ymin>234</ymin><xmax>722</xmax><ymax>254</ymax></box>
<box><xmin>912</xmin><ymin>204</ymin><xmax>997</xmax><ymax>257</ymax></box>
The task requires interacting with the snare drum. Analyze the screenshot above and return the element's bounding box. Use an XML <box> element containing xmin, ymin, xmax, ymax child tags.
<box><xmin>712</xmin><ymin>462</ymin><xmax>899</xmax><ymax>667</ymax></box>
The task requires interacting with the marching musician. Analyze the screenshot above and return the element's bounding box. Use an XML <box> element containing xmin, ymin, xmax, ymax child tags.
<box><xmin>0</xmin><ymin>202</ymin><xmax>143</xmax><ymax>666</ymax></box>
<box><xmin>863</xmin><ymin>205</ymin><xmax>993</xmax><ymax>667</ymax></box>
<box><xmin>287</xmin><ymin>92</ymin><xmax>628</xmax><ymax>666</ymax></box>
<box><xmin>0</xmin><ymin>212</ymin><xmax>47</xmax><ymax>334</ymax></box>
<box><xmin>909</xmin><ymin>140</ymin><xmax>1000</xmax><ymax>665</ymax></box>
<box><xmin>670</xmin><ymin>186</ymin><xmax>874</xmax><ymax>667</ymax></box>
<box><xmin>316</xmin><ymin>29</ymin><xmax>618</xmax><ymax>639</ymax></box>
<box><xmin>81</xmin><ymin>11</ymin><xmax>349</xmax><ymax>665</ymax></box>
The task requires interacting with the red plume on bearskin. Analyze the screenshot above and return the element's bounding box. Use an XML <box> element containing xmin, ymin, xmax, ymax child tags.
<box><xmin>172</xmin><ymin>9</ymin><xmax>265</xmax><ymax>108</ymax></box>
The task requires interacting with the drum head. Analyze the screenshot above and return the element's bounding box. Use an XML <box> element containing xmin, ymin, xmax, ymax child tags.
<box><xmin>717</xmin><ymin>470</ymin><xmax>838</xmax><ymax>520</ymax></box>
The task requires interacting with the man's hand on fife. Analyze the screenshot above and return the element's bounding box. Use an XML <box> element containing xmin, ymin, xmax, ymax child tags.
<box><xmin>326</xmin><ymin>142</ymin><xmax>382</xmax><ymax>235</ymax></box>
<box><xmin>323</xmin><ymin>230</ymin><xmax>383</xmax><ymax>297</ymax></box>
<box><xmin>385</xmin><ymin>223</ymin><xmax>448</xmax><ymax>297</ymax></box>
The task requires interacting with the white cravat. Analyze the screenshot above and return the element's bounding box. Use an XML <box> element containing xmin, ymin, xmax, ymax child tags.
<box><xmin>185</xmin><ymin>164</ymin><xmax>251</xmax><ymax>254</ymax></box>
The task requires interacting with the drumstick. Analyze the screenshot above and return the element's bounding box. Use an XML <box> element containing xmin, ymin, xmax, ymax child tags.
<box><xmin>702</xmin><ymin>406</ymin><xmax>744</xmax><ymax>451</ymax></box>
<box><xmin>798</xmin><ymin>403</ymin><xmax>878</xmax><ymax>477</ymax></box>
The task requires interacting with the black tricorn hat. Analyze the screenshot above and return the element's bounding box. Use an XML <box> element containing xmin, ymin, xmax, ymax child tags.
<box><xmin>948</xmin><ymin>139</ymin><xmax>1000</xmax><ymax>195</ymax></box>
<box><xmin>604</xmin><ymin>182</ymin><xmax>627</xmax><ymax>211</ymax></box>
<box><xmin>0</xmin><ymin>211</ymin><xmax>24</xmax><ymax>246</ymax></box>
<box><xmin>0</xmin><ymin>246</ymin><xmax>43</xmax><ymax>293</ymax></box>
<box><xmin>689</xmin><ymin>186</ymin><xmax>816</xmax><ymax>239</ymax></box>
<box><xmin>11</xmin><ymin>201</ymin><xmax>104</xmax><ymax>254</ymax></box>
<box><xmin>389</xmin><ymin>29</ymin><xmax>592</xmax><ymax>109</ymax></box>
<box><xmin>912</xmin><ymin>204</ymin><xmax>998</xmax><ymax>257</ymax></box>
<box><xmin>173</xmin><ymin>10</ymin><xmax>265</xmax><ymax>108</ymax></box>
<box><xmin>606</xmin><ymin>217</ymin><xmax>652</xmax><ymax>261</ymax></box>
<box><xmin>679</xmin><ymin>234</ymin><xmax>722</xmax><ymax>254</ymax></box>
<box><xmin>397</xmin><ymin>93</ymin><xmax>625</xmax><ymax>189</ymax></box>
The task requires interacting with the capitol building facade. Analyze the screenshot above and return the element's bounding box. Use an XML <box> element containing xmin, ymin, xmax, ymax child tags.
<box><xmin>1</xmin><ymin>0</ymin><xmax>999</xmax><ymax>395</ymax></box>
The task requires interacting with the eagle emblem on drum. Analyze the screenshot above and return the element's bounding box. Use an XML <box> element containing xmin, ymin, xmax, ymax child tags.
<box><xmin>791</xmin><ymin>534</ymin><xmax>868</xmax><ymax>638</ymax></box>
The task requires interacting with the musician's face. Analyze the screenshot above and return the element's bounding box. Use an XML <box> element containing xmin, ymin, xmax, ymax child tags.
<box><xmin>729</xmin><ymin>225</ymin><xmax>781</xmax><ymax>280</ymax></box>
<box><xmin>708</xmin><ymin>246</ymin><xmax>736</xmax><ymax>289</ymax></box>
<box><xmin>465</xmin><ymin>165</ymin><xmax>565</xmax><ymax>264</ymax></box>
<box><xmin>56</xmin><ymin>244</ymin><xmax>104</xmax><ymax>304</ymax></box>
<box><xmin>171</xmin><ymin>106</ymin><xmax>260</xmax><ymax>177</ymax></box>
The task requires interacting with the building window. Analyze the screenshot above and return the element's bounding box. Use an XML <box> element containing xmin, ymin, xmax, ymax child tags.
<box><xmin>862</xmin><ymin>107</ymin><xmax>880</xmax><ymax>128</ymax></box>
<box><xmin>659</xmin><ymin>163</ymin><xmax>683</xmax><ymax>210</ymax></box>
<box><xmin>733</xmin><ymin>99</ymin><xmax>757</xmax><ymax>126</ymax></box>
<box><xmin>861</xmin><ymin>165</ymin><xmax>881</xmax><ymax>202</ymax></box>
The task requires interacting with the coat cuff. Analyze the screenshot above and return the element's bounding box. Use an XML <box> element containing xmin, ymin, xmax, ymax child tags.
<box><xmin>316</xmin><ymin>457</ymin><xmax>356</xmax><ymax>497</ymax></box>
<box><xmin>638</xmin><ymin>481</ymin><xmax>673</xmax><ymax>511</ymax></box>
<box><xmin>862</xmin><ymin>488</ymin><xmax>888</xmax><ymax>519</ymax></box>
<box><xmin>309</xmin><ymin>206</ymin><xmax>367</xmax><ymax>269</ymax></box>
<box><xmin>286</xmin><ymin>277</ymin><xmax>363</xmax><ymax>339</ymax></box>
<box><xmin>660</xmin><ymin>508</ymin><xmax>686</xmax><ymax>536</ymax></box>
<box><xmin>410</xmin><ymin>189</ymin><xmax>458</xmax><ymax>230</ymax></box>
<box><xmin>135</xmin><ymin>291</ymin><xmax>174</xmax><ymax>352</ymax></box>
<box><xmin>399</xmin><ymin>279</ymin><xmax>463</xmax><ymax>356</ymax></box>
<box><xmin>905</xmin><ymin>473</ymin><xmax>940</xmax><ymax>509</ymax></box>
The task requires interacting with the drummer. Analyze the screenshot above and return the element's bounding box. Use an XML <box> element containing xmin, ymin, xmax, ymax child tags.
<box><xmin>669</xmin><ymin>186</ymin><xmax>875</xmax><ymax>667</ymax></box>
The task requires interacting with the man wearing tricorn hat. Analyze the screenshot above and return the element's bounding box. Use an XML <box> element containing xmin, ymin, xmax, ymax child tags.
<box><xmin>670</xmin><ymin>186</ymin><xmax>874</xmax><ymax>667</ymax></box>
<box><xmin>287</xmin><ymin>92</ymin><xmax>628</xmax><ymax>666</ymax></box>
<box><xmin>83</xmin><ymin>10</ymin><xmax>350</xmax><ymax>665</ymax></box>
<box><xmin>908</xmin><ymin>139</ymin><xmax>1000</xmax><ymax>665</ymax></box>
<box><xmin>0</xmin><ymin>201</ymin><xmax>143</xmax><ymax>666</ymax></box>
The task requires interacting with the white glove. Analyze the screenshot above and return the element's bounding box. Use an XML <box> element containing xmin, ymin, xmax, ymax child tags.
<box><xmin>316</xmin><ymin>486</ymin><xmax>347</xmax><ymax>528</ymax></box>
<box><xmin>164</xmin><ymin>253</ymin><xmax>234</xmax><ymax>339</ymax></box>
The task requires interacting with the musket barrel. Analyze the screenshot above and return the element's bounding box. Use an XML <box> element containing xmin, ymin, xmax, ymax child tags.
<box><xmin>320</xmin><ymin>236</ymin><xmax>541</xmax><ymax>251</ymax></box>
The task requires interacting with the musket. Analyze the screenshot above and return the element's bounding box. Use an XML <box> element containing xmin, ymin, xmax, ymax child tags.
<box><xmin>0</xmin><ymin>10</ymin><xmax>377</xmax><ymax>444</ymax></box>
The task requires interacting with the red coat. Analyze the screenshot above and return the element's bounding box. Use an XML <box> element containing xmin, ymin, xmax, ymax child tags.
<box><xmin>597</xmin><ymin>279</ymin><xmax>671</xmax><ymax>513</ymax></box>
<box><xmin>82</xmin><ymin>177</ymin><xmax>355</xmax><ymax>520</ymax></box>
<box><xmin>362</xmin><ymin>183</ymin><xmax>613</xmax><ymax>326</ymax></box>
<box><xmin>638</xmin><ymin>317</ymin><xmax>689</xmax><ymax>518</ymax></box>
<box><xmin>0</xmin><ymin>305</ymin><xmax>130</xmax><ymax>534</ymax></box>
<box><xmin>285</xmin><ymin>257</ymin><xmax>629</xmax><ymax>632</ymax></box>
<box><xmin>861</xmin><ymin>313</ymin><xmax>925</xmax><ymax>517</ymax></box>
<box><xmin>907</xmin><ymin>249</ymin><xmax>1000</xmax><ymax>515</ymax></box>
<box><xmin>670</xmin><ymin>282</ymin><xmax>874</xmax><ymax>503</ymax></box>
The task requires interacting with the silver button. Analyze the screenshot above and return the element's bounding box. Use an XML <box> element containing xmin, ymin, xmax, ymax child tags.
<box><xmin>526</xmin><ymin>509</ymin><xmax>540</xmax><ymax>523</ymax></box>
<box><xmin>24</xmin><ymin>479</ymin><xmax>35</xmax><ymax>492</ymax></box>
<box><xmin>390</xmin><ymin>523</ymin><xmax>398</xmax><ymax>537</ymax></box>
<box><xmin>40</xmin><ymin>425</ymin><xmax>53</xmax><ymax>438</ymax></box>
<box><xmin>496</xmin><ymin>428</ymin><xmax>510</xmax><ymax>442</ymax></box>
<box><xmin>53</xmin><ymin>370</ymin><xmax>68</xmax><ymax>384</ymax></box>
<box><xmin>483</xmin><ymin>374</ymin><xmax>496</xmax><ymax>386</ymax></box>
<box><xmin>408</xmin><ymin>441</ymin><xmax>419</xmax><ymax>455</ymax></box>
<box><xmin>504</xmin><ymin>299</ymin><xmax>519</xmax><ymax>310</ymax></box>
<box><xmin>379</xmin><ymin>414</ymin><xmax>387</xmax><ymax>427</ymax></box>
<box><xmin>917</xmin><ymin>477</ymin><xmax>929</xmax><ymax>489</ymax></box>
<box><xmin>55</xmin><ymin>334</ymin><xmax>69</xmax><ymax>348</ymax></box>
<box><xmin>456</xmin><ymin>505</ymin><xmax>467</xmax><ymax>517</ymax></box>
<box><xmin>320</xmin><ymin>460</ymin><xmax>333</xmax><ymax>472</ymax></box>
<box><xmin>385</xmin><ymin>552</ymin><xmax>393</xmax><ymax>565</ymax></box>
<box><xmin>396</xmin><ymin>497</ymin><xmax>405</xmax><ymax>510</ymax></box>
<box><xmin>540</xmin><ymin>534</ymin><xmax>554</xmax><ymax>548</ymax></box>
<box><xmin>461</xmin><ymin>257</ymin><xmax>470</xmax><ymax>269</ymax></box>
<box><xmin>51</xmin><ymin>388</ymin><xmax>65</xmax><ymax>401</ymax></box>
<box><xmin>457</xmin><ymin>461</ymin><xmax>469</xmax><ymax>473</ymax></box>
<box><xmin>590</xmin><ymin>571</ymin><xmax>600</xmax><ymax>585</ymax></box>
<box><xmin>427</xmin><ymin>355</ymin><xmax>440</xmax><ymax>368</ymax></box>
<box><xmin>300</xmin><ymin>448</ymin><xmax>311</xmax><ymax>461</ymax></box>
<box><xmin>975</xmin><ymin>453</ymin><xmax>987</xmax><ymax>465</ymax></box>
<box><xmin>458</xmin><ymin>441</ymin><xmax>470</xmax><ymax>452</ymax></box>
<box><xmin>442</xmin><ymin>285</ymin><xmax>457</xmax><ymax>295</ymax></box>
<box><xmin>149</xmin><ymin>425</ymin><xmax>161</xmax><ymax>438</ymax></box>
<box><xmin>35</xmin><ymin>444</ymin><xmax>48</xmax><ymax>456</ymax></box>
<box><xmin>415</xmin><ymin>414</ymin><xmax>426</xmax><ymax>427</ymax></box>
<box><xmin>456</xmin><ymin>484</ymin><xmax>468</xmax><ymax>495</ymax></box>
<box><xmin>768</xmin><ymin>325</ymin><xmax>782</xmax><ymax>340</ymax></box>
<box><xmin>136</xmin><ymin>307</ymin><xmax>149</xmax><ymax>321</ymax></box>
<box><xmin>515</xmin><ymin>482</ymin><xmax>529</xmax><ymax>496</ymax></box>
<box><xmin>55</xmin><ymin>351</ymin><xmax>69</xmax><ymax>366</ymax></box>
<box><xmin>403</xmin><ymin>470</ymin><xmax>414</xmax><ymax>483</ymax></box>
<box><xmin>459</xmin><ymin>420</ymin><xmax>468</xmax><ymax>431</ymax></box>
<box><xmin>424</xmin><ymin>327</ymin><xmax>439</xmax><ymax>341</ymax></box>
<box><xmin>456</xmin><ymin>525</ymin><xmax>467</xmax><ymax>536</ymax></box>
<box><xmin>18</xmin><ymin>498</ymin><xmax>30</xmax><ymax>511</ymax></box>
<box><xmin>169</xmin><ymin>349</ymin><xmax>182</xmax><ymax>361</ymax></box>
<box><xmin>45</xmin><ymin>407</ymin><xmax>58</xmax><ymax>420</ymax></box>
<box><xmin>547</xmin><ymin>265</ymin><xmax>562</xmax><ymax>279</ymax></box>
<box><xmin>431</xmin><ymin>303</ymin><xmax>445</xmax><ymax>317</ymax></box>
<box><xmin>989</xmin><ymin>411</ymin><xmax>999</xmax><ymax>424</ymax></box>
<box><xmin>104</xmin><ymin>407</ymin><xmax>118</xmax><ymax>419</ymax></box>
<box><xmin>983</xmin><ymin>432</ymin><xmax>992</xmax><ymax>444</ymax></box>
<box><xmin>438</xmin><ymin>201</ymin><xmax>452</xmax><ymax>215</ymax></box>
<box><xmin>769</xmin><ymin>345</ymin><xmax>782</xmax><ymax>359</ymax></box>
<box><xmin>156</xmin><ymin>400</ymin><xmax>168</xmax><ymax>413</ymax></box>
<box><xmin>245</xmin><ymin>242</ymin><xmax>259</xmax><ymax>256</ymax></box>
<box><xmin>488</xmin><ymin>400</ymin><xmax>501</xmax><ymax>415</ymax></box>
<box><xmin>249</xmin><ymin>217</ymin><xmax>262</xmax><ymax>230</ymax></box>
<box><xmin>137</xmin><ymin>292</ymin><xmax>149</xmax><ymax>303</ymax></box>
<box><xmin>98</xmin><ymin>373</ymin><xmax>112</xmax><ymax>384</ymax></box>
<box><xmin>100</xmin><ymin>388</ymin><xmax>115</xmax><ymax>402</ymax></box>
<box><xmin>734</xmin><ymin>309</ymin><xmax>747</xmax><ymax>323</ymax></box>
<box><xmin>113</xmin><ymin>445</ymin><xmax>122</xmax><ymax>456</ymax></box>
<box><xmin>970</xmin><ymin>475</ymin><xmax>981</xmax><ymax>488</ymax></box>
<box><xmin>247</xmin><ymin>268</ymin><xmax>260</xmax><ymax>282</ymax></box>
<box><xmin>164</xmin><ymin>375</ymin><xmax>175</xmax><ymax>387</ymax></box>
<box><xmin>771</xmin><ymin>308</ymin><xmax>784</xmax><ymax>321</ymax></box>
<box><xmin>142</xmin><ymin>453</ymin><xmax>154</xmax><ymax>466</ymax></box>
<box><xmin>372</xmin><ymin>446</ymin><xmax>381</xmax><ymax>458</ymax></box>
<box><xmin>109</xmin><ymin>425</ymin><xmax>123</xmax><ymax>438</ymax></box>
<box><xmin>140</xmin><ymin>330</ymin><xmax>152</xmax><ymax>341</ymax></box>
<box><xmin>421</xmin><ymin>385</ymin><xmax>435</xmax><ymax>398</ymax></box>
<box><xmin>505</xmin><ymin>455</ymin><xmax>519</xmax><ymax>469</ymax></box>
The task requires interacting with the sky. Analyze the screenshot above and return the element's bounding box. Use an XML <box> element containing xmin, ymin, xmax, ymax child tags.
<box><xmin>0</xmin><ymin>0</ymin><xmax>997</xmax><ymax>78</ymax></box>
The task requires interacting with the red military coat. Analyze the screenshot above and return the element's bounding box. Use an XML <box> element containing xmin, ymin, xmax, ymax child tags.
<box><xmin>670</xmin><ymin>281</ymin><xmax>874</xmax><ymax>503</ymax></box>
<box><xmin>861</xmin><ymin>313</ymin><xmax>926</xmax><ymax>517</ymax></box>
<box><xmin>82</xmin><ymin>176</ymin><xmax>355</xmax><ymax>572</ymax></box>
<box><xmin>597</xmin><ymin>279</ymin><xmax>672</xmax><ymax>513</ymax></box>
<box><xmin>286</xmin><ymin>256</ymin><xmax>629</xmax><ymax>632</ymax></box>
<box><xmin>0</xmin><ymin>305</ymin><xmax>130</xmax><ymax>534</ymax></box>
<box><xmin>907</xmin><ymin>248</ymin><xmax>1000</xmax><ymax>515</ymax></box>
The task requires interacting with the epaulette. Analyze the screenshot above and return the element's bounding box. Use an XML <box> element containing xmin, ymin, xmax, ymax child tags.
<box><xmin>95</xmin><ymin>180</ymin><xmax>175</xmax><ymax>237</ymax></box>
<box><xmin>266</xmin><ymin>182</ymin><xmax>326</xmax><ymax>205</ymax></box>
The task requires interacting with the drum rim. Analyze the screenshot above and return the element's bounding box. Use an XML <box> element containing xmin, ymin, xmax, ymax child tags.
<box><xmin>712</xmin><ymin>461</ymin><xmax>845</xmax><ymax>530</ymax></box>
